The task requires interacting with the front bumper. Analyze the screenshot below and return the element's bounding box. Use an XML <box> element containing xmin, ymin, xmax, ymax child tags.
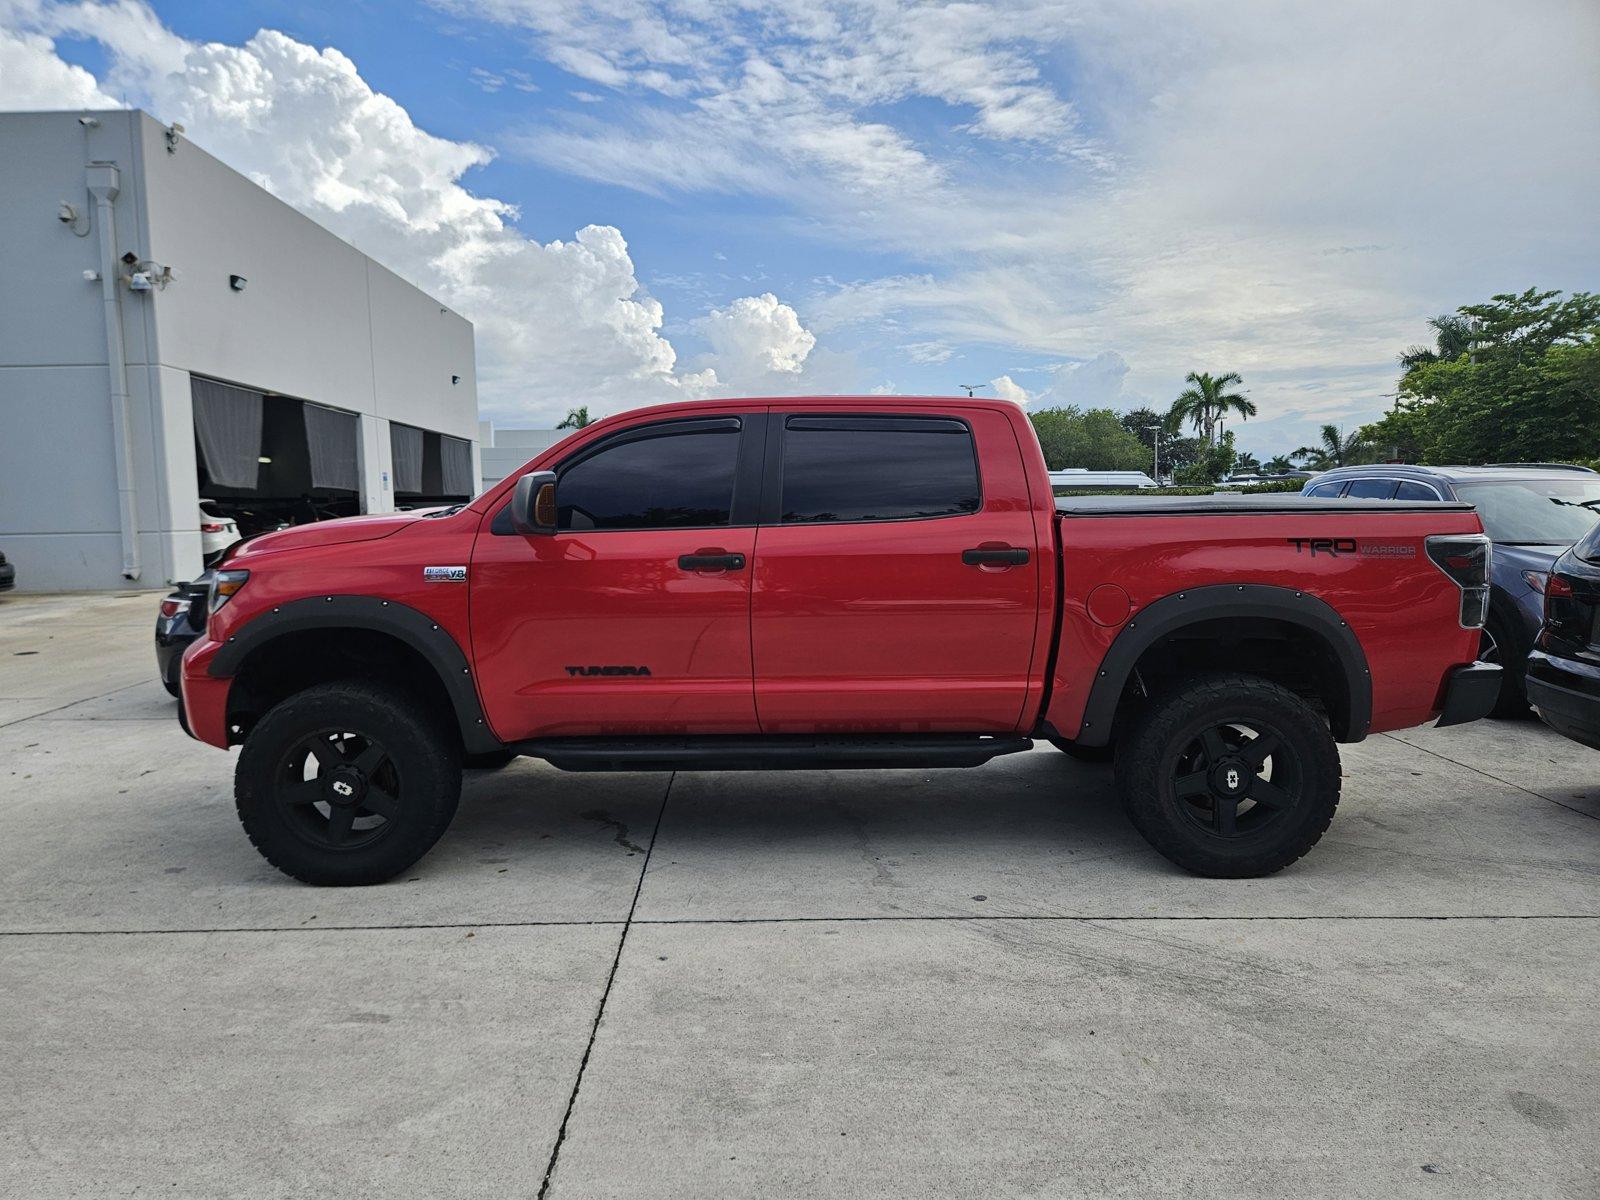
<box><xmin>1525</xmin><ymin>649</ymin><xmax>1600</xmax><ymax>753</ymax></box>
<box><xmin>1434</xmin><ymin>660</ymin><xmax>1503</xmax><ymax>728</ymax></box>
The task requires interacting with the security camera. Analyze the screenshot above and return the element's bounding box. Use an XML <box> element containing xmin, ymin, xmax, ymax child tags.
<box><xmin>129</xmin><ymin>272</ymin><xmax>154</xmax><ymax>292</ymax></box>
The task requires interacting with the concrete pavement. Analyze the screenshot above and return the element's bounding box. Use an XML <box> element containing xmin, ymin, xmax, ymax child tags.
<box><xmin>2</xmin><ymin>590</ymin><xmax>1597</xmax><ymax>1197</ymax></box>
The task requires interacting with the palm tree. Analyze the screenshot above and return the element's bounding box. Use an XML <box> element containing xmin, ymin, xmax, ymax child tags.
<box><xmin>1265</xmin><ymin>454</ymin><xmax>1295</xmax><ymax>474</ymax></box>
<box><xmin>1169</xmin><ymin>371</ymin><xmax>1256</xmax><ymax>445</ymax></box>
<box><xmin>1293</xmin><ymin>425</ymin><xmax>1370</xmax><ymax>470</ymax></box>
<box><xmin>1233</xmin><ymin>451</ymin><xmax>1261</xmax><ymax>473</ymax></box>
<box><xmin>1399</xmin><ymin>314</ymin><xmax>1479</xmax><ymax>370</ymax></box>
<box><xmin>557</xmin><ymin>406</ymin><xmax>593</xmax><ymax>429</ymax></box>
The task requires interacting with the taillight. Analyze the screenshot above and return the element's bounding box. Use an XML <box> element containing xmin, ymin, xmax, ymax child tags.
<box><xmin>1544</xmin><ymin>573</ymin><xmax>1576</xmax><ymax>624</ymax></box>
<box><xmin>201</xmin><ymin>522</ymin><xmax>227</xmax><ymax>533</ymax></box>
<box><xmin>159</xmin><ymin>598</ymin><xmax>187</xmax><ymax>619</ymax></box>
<box><xmin>1425</xmin><ymin>534</ymin><xmax>1491</xmax><ymax>628</ymax></box>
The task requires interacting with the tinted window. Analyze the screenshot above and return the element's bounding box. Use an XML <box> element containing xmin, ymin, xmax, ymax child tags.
<box><xmin>557</xmin><ymin>424</ymin><xmax>738</xmax><ymax>530</ymax></box>
<box><xmin>780</xmin><ymin>417</ymin><xmax>980</xmax><ymax>523</ymax></box>
<box><xmin>1345</xmin><ymin>478</ymin><xmax>1398</xmax><ymax>499</ymax></box>
<box><xmin>1303</xmin><ymin>481</ymin><xmax>1344</xmax><ymax>498</ymax></box>
<box><xmin>1453</xmin><ymin>480</ymin><xmax>1600</xmax><ymax>545</ymax></box>
<box><xmin>1395</xmin><ymin>480</ymin><xmax>1440</xmax><ymax>501</ymax></box>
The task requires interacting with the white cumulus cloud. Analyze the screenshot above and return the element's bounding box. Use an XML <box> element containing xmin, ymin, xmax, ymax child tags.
<box><xmin>0</xmin><ymin>24</ymin><xmax>118</xmax><ymax>107</ymax></box>
<box><xmin>988</xmin><ymin>374</ymin><xmax>1029</xmax><ymax>406</ymax></box>
<box><xmin>701</xmin><ymin>293</ymin><xmax>817</xmax><ymax>383</ymax></box>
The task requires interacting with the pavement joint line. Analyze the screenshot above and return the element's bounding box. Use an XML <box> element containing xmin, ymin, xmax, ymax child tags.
<box><xmin>2</xmin><ymin>913</ymin><xmax>1596</xmax><ymax>938</ymax></box>
<box><xmin>1383</xmin><ymin>731</ymin><xmax>1600</xmax><ymax>823</ymax></box>
<box><xmin>0</xmin><ymin>680</ymin><xmax>150</xmax><ymax>731</ymax></box>
<box><xmin>538</xmin><ymin>770</ymin><xmax>675</xmax><ymax>1200</ymax></box>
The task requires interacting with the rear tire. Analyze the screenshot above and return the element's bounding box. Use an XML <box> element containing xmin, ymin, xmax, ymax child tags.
<box><xmin>1115</xmin><ymin>673</ymin><xmax>1340</xmax><ymax>878</ymax></box>
<box><xmin>235</xmin><ymin>681</ymin><xmax>462</xmax><ymax>886</ymax></box>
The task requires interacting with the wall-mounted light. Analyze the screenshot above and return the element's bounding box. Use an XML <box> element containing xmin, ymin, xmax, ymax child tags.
<box><xmin>229</xmin><ymin>274</ymin><xmax>247</xmax><ymax>292</ymax></box>
<box><xmin>451</xmin><ymin>374</ymin><xmax>461</xmax><ymax>385</ymax></box>
<box><xmin>257</xmin><ymin>456</ymin><xmax>272</xmax><ymax>464</ymax></box>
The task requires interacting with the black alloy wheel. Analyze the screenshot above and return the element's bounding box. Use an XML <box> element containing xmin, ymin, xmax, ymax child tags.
<box><xmin>1170</xmin><ymin>720</ymin><xmax>1298</xmax><ymax>839</ymax></box>
<box><xmin>275</xmin><ymin>730</ymin><xmax>402</xmax><ymax>851</ymax></box>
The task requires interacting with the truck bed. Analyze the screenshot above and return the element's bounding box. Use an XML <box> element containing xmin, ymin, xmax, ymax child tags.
<box><xmin>1054</xmin><ymin>494</ymin><xmax>1475</xmax><ymax>516</ymax></box>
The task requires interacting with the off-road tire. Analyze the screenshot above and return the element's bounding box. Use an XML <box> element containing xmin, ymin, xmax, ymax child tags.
<box><xmin>1114</xmin><ymin>673</ymin><xmax>1340</xmax><ymax>878</ymax></box>
<box><xmin>235</xmin><ymin>681</ymin><xmax>462</xmax><ymax>886</ymax></box>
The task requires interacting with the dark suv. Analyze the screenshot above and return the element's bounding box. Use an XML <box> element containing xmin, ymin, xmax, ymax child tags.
<box><xmin>1303</xmin><ymin>464</ymin><xmax>1600</xmax><ymax>713</ymax></box>
<box><xmin>1527</xmin><ymin>521</ymin><xmax>1600</xmax><ymax>751</ymax></box>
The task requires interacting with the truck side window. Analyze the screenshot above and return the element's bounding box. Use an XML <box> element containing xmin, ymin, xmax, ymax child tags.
<box><xmin>780</xmin><ymin>416</ymin><xmax>980</xmax><ymax>523</ymax></box>
<box><xmin>1344</xmin><ymin>478</ymin><xmax>1398</xmax><ymax>499</ymax></box>
<box><xmin>557</xmin><ymin>426</ymin><xmax>739</xmax><ymax>530</ymax></box>
<box><xmin>1395</xmin><ymin>481</ymin><xmax>1439</xmax><ymax>500</ymax></box>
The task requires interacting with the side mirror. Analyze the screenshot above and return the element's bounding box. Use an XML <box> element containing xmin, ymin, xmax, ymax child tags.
<box><xmin>510</xmin><ymin>470</ymin><xmax>558</xmax><ymax>535</ymax></box>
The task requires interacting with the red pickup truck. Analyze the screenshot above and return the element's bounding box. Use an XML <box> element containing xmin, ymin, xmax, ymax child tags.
<box><xmin>180</xmin><ymin>396</ymin><xmax>1500</xmax><ymax>886</ymax></box>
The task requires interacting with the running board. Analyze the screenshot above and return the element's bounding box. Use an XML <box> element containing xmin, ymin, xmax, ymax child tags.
<box><xmin>512</xmin><ymin>734</ymin><xmax>1034</xmax><ymax>772</ymax></box>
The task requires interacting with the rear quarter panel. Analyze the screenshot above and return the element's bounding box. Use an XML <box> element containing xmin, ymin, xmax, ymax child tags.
<box><xmin>1043</xmin><ymin>509</ymin><xmax>1485</xmax><ymax>739</ymax></box>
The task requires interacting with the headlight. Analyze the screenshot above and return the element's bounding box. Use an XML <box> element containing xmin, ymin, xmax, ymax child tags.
<box><xmin>208</xmin><ymin>569</ymin><xmax>250</xmax><ymax>615</ymax></box>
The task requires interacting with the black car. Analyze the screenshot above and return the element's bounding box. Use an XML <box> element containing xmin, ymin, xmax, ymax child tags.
<box><xmin>1527</xmin><ymin>522</ymin><xmax>1600</xmax><ymax>752</ymax></box>
<box><xmin>155</xmin><ymin>573</ymin><xmax>212</xmax><ymax>696</ymax></box>
<box><xmin>1304</xmin><ymin>463</ymin><xmax>1600</xmax><ymax>713</ymax></box>
<box><xmin>0</xmin><ymin>549</ymin><xmax>15</xmax><ymax>591</ymax></box>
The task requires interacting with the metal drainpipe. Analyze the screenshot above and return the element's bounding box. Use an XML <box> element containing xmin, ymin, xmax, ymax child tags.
<box><xmin>86</xmin><ymin>162</ymin><xmax>141</xmax><ymax>580</ymax></box>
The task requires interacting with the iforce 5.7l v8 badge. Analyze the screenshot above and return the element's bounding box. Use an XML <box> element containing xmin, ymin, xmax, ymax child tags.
<box><xmin>423</xmin><ymin>565</ymin><xmax>468</xmax><ymax>583</ymax></box>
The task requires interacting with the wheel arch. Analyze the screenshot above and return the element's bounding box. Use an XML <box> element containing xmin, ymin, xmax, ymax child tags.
<box><xmin>208</xmin><ymin>596</ymin><xmax>502</xmax><ymax>754</ymax></box>
<box><xmin>1072</xmin><ymin>584</ymin><xmax>1372</xmax><ymax>747</ymax></box>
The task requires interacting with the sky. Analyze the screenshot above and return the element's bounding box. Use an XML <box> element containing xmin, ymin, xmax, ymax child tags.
<box><xmin>2</xmin><ymin>0</ymin><xmax>1597</xmax><ymax>457</ymax></box>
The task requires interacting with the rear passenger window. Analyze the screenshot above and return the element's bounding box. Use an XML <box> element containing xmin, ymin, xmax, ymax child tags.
<box><xmin>1395</xmin><ymin>481</ymin><xmax>1439</xmax><ymax>501</ymax></box>
<box><xmin>1344</xmin><ymin>478</ymin><xmax>1398</xmax><ymax>499</ymax></box>
<box><xmin>1303</xmin><ymin>482</ymin><xmax>1344</xmax><ymax>498</ymax></box>
<box><xmin>780</xmin><ymin>417</ymin><xmax>981</xmax><ymax>523</ymax></box>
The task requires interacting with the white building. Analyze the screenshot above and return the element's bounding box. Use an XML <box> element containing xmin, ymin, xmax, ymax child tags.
<box><xmin>477</xmin><ymin>421</ymin><xmax>569</xmax><ymax>493</ymax></box>
<box><xmin>0</xmin><ymin>109</ymin><xmax>479</xmax><ymax>591</ymax></box>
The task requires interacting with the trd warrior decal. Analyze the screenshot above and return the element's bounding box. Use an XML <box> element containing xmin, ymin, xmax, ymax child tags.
<box><xmin>565</xmin><ymin>665</ymin><xmax>653</xmax><ymax>677</ymax></box>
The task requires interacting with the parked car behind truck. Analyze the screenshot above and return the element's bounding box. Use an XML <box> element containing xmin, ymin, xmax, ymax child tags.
<box><xmin>179</xmin><ymin>396</ymin><xmax>1500</xmax><ymax>886</ymax></box>
<box><xmin>1303</xmin><ymin>463</ymin><xmax>1600</xmax><ymax>713</ymax></box>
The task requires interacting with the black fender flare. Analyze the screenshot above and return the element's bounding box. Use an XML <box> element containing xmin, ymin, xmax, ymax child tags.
<box><xmin>1070</xmin><ymin>583</ymin><xmax>1372</xmax><ymax>746</ymax></box>
<box><xmin>207</xmin><ymin>595</ymin><xmax>502</xmax><ymax>754</ymax></box>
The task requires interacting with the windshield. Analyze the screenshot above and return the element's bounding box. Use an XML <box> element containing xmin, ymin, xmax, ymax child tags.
<box><xmin>1452</xmin><ymin>479</ymin><xmax>1600</xmax><ymax>545</ymax></box>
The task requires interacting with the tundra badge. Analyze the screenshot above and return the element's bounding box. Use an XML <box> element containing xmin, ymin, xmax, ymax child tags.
<box><xmin>423</xmin><ymin>565</ymin><xmax>468</xmax><ymax>583</ymax></box>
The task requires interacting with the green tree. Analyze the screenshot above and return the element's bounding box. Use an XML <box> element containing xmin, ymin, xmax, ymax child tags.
<box><xmin>1233</xmin><ymin>451</ymin><xmax>1261</xmax><ymax>474</ymax></box>
<box><xmin>1029</xmin><ymin>407</ymin><xmax>1152</xmax><ymax>472</ymax></box>
<box><xmin>1265</xmin><ymin>454</ymin><xmax>1295</xmax><ymax>473</ymax></box>
<box><xmin>1174</xmin><ymin>431</ymin><xmax>1238</xmax><ymax>485</ymax></box>
<box><xmin>1362</xmin><ymin>289</ymin><xmax>1600</xmax><ymax>463</ymax></box>
<box><xmin>1169</xmin><ymin>371</ymin><xmax>1256</xmax><ymax>445</ymax></box>
<box><xmin>1398</xmin><ymin>313</ymin><xmax>1480</xmax><ymax>370</ymax></box>
<box><xmin>1294</xmin><ymin>425</ymin><xmax>1371</xmax><ymax>470</ymax></box>
<box><xmin>557</xmin><ymin>406</ymin><xmax>593</xmax><ymax>429</ymax></box>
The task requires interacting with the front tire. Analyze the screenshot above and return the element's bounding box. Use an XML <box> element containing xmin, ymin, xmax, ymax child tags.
<box><xmin>235</xmin><ymin>681</ymin><xmax>462</xmax><ymax>885</ymax></box>
<box><xmin>1114</xmin><ymin>673</ymin><xmax>1340</xmax><ymax>878</ymax></box>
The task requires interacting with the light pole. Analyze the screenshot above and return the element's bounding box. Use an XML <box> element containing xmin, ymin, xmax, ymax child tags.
<box><xmin>1145</xmin><ymin>424</ymin><xmax>1162</xmax><ymax>483</ymax></box>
